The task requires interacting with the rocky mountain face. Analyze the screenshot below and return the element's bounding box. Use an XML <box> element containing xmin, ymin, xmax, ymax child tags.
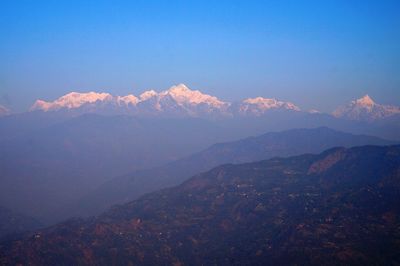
<box><xmin>1</xmin><ymin>145</ymin><xmax>399</xmax><ymax>265</ymax></box>
<box><xmin>333</xmin><ymin>95</ymin><xmax>400</xmax><ymax>122</ymax></box>
<box><xmin>74</xmin><ymin>127</ymin><xmax>395</xmax><ymax>217</ymax></box>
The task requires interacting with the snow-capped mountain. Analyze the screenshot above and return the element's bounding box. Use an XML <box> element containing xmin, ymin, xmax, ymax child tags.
<box><xmin>0</xmin><ymin>105</ymin><xmax>9</xmax><ymax>116</ymax></box>
<box><xmin>31</xmin><ymin>92</ymin><xmax>115</xmax><ymax>111</ymax></box>
<box><xmin>237</xmin><ymin>97</ymin><xmax>300</xmax><ymax>116</ymax></box>
<box><xmin>30</xmin><ymin>84</ymin><xmax>300</xmax><ymax>118</ymax></box>
<box><xmin>333</xmin><ymin>95</ymin><xmax>400</xmax><ymax>122</ymax></box>
<box><xmin>134</xmin><ymin>84</ymin><xmax>230</xmax><ymax>117</ymax></box>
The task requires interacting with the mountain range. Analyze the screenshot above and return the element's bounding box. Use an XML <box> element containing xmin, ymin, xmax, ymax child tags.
<box><xmin>0</xmin><ymin>122</ymin><xmax>395</xmax><ymax>225</ymax></box>
<box><xmin>30</xmin><ymin>84</ymin><xmax>300</xmax><ymax>118</ymax></box>
<box><xmin>72</xmin><ymin>127</ymin><xmax>396</xmax><ymax>217</ymax></box>
<box><xmin>1</xmin><ymin>145</ymin><xmax>399</xmax><ymax>265</ymax></box>
<box><xmin>24</xmin><ymin>84</ymin><xmax>400</xmax><ymax>122</ymax></box>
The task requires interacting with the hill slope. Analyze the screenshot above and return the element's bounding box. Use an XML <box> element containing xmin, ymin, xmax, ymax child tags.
<box><xmin>2</xmin><ymin>145</ymin><xmax>399</xmax><ymax>265</ymax></box>
<box><xmin>77</xmin><ymin>127</ymin><xmax>395</xmax><ymax>216</ymax></box>
<box><xmin>0</xmin><ymin>207</ymin><xmax>42</xmax><ymax>240</ymax></box>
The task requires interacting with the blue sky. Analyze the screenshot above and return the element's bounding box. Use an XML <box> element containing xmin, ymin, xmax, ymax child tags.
<box><xmin>1</xmin><ymin>0</ymin><xmax>399</xmax><ymax>112</ymax></box>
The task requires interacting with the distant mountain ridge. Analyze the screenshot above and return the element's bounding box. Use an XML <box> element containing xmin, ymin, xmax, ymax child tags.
<box><xmin>0</xmin><ymin>112</ymin><xmax>398</xmax><ymax>226</ymax></box>
<box><xmin>74</xmin><ymin>127</ymin><xmax>396</xmax><ymax>217</ymax></box>
<box><xmin>2</xmin><ymin>145</ymin><xmax>399</xmax><ymax>265</ymax></box>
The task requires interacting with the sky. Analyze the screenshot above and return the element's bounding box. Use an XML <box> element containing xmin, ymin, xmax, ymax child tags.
<box><xmin>0</xmin><ymin>0</ymin><xmax>399</xmax><ymax>112</ymax></box>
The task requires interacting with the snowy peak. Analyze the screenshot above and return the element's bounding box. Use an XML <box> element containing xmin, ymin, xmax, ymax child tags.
<box><xmin>243</xmin><ymin>97</ymin><xmax>300</xmax><ymax>110</ymax></box>
<box><xmin>354</xmin><ymin>95</ymin><xmax>375</xmax><ymax>107</ymax></box>
<box><xmin>162</xmin><ymin>84</ymin><xmax>227</xmax><ymax>108</ymax></box>
<box><xmin>238</xmin><ymin>97</ymin><xmax>300</xmax><ymax>116</ymax></box>
<box><xmin>166</xmin><ymin>83</ymin><xmax>191</xmax><ymax>95</ymax></box>
<box><xmin>134</xmin><ymin>84</ymin><xmax>230</xmax><ymax>116</ymax></box>
<box><xmin>139</xmin><ymin>90</ymin><xmax>158</xmax><ymax>101</ymax></box>
<box><xmin>31</xmin><ymin>92</ymin><xmax>114</xmax><ymax>111</ymax></box>
<box><xmin>117</xmin><ymin>95</ymin><xmax>139</xmax><ymax>106</ymax></box>
<box><xmin>333</xmin><ymin>94</ymin><xmax>400</xmax><ymax>121</ymax></box>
